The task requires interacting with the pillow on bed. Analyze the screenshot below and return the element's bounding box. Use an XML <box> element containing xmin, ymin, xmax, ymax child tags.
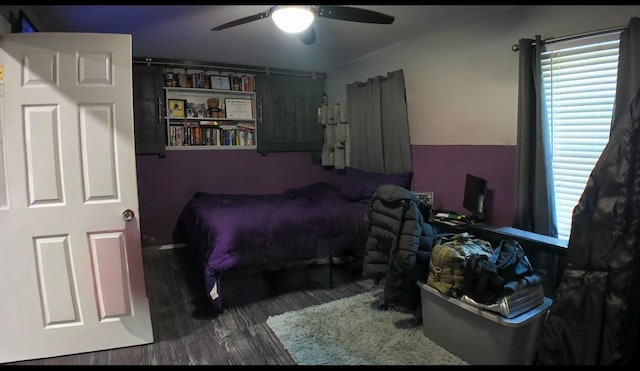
<box><xmin>340</xmin><ymin>167</ymin><xmax>413</xmax><ymax>201</ymax></box>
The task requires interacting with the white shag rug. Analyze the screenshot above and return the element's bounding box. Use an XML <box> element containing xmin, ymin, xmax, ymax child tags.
<box><xmin>266</xmin><ymin>290</ymin><xmax>469</xmax><ymax>365</ymax></box>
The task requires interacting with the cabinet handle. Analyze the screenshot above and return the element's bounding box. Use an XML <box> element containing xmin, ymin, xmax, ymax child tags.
<box><xmin>156</xmin><ymin>97</ymin><xmax>163</xmax><ymax>125</ymax></box>
<box><xmin>257</xmin><ymin>101</ymin><xmax>263</xmax><ymax>127</ymax></box>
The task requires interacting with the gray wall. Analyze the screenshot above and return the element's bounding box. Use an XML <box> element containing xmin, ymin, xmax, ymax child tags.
<box><xmin>325</xmin><ymin>5</ymin><xmax>640</xmax><ymax>146</ymax></box>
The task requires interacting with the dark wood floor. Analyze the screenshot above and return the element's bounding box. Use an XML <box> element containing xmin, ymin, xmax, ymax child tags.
<box><xmin>9</xmin><ymin>247</ymin><xmax>375</xmax><ymax>365</ymax></box>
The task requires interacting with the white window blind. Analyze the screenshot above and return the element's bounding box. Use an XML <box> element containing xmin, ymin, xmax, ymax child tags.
<box><xmin>541</xmin><ymin>32</ymin><xmax>620</xmax><ymax>241</ymax></box>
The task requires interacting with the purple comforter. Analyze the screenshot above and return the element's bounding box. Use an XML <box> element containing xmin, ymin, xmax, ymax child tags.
<box><xmin>173</xmin><ymin>182</ymin><xmax>370</xmax><ymax>313</ymax></box>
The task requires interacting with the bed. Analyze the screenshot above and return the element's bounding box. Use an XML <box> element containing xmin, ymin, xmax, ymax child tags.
<box><xmin>173</xmin><ymin>168</ymin><xmax>413</xmax><ymax>313</ymax></box>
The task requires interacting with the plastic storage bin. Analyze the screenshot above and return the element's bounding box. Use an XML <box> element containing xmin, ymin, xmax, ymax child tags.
<box><xmin>417</xmin><ymin>281</ymin><xmax>552</xmax><ymax>365</ymax></box>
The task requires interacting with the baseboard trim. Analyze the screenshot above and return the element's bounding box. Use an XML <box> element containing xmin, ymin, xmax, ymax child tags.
<box><xmin>142</xmin><ymin>243</ymin><xmax>187</xmax><ymax>254</ymax></box>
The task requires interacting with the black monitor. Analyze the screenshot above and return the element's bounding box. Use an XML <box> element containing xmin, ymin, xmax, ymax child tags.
<box><xmin>463</xmin><ymin>174</ymin><xmax>488</xmax><ymax>222</ymax></box>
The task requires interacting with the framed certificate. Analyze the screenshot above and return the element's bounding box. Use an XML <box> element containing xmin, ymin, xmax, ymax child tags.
<box><xmin>210</xmin><ymin>75</ymin><xmax>231</xmax><ymax>90</ymax></box>
<box><xmin>224</xmin><ymin>98</ymin><xmax>253</xmax><ymax>119</ymax></box>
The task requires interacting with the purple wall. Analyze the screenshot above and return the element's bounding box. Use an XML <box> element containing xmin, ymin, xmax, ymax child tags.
<box><xmin>135</xmin><ymin>144</ymin><xmax>517</xmax><ymax>246</ymax></box>
<box><xmin>135</xmin><ymin>150</ymin><xmax>335</xmax><ymax>246</ymax></box>
<box><xmin>411</xmin><ymin>145</ymin><xmax>517</xmax><ymax>227</ymax></box>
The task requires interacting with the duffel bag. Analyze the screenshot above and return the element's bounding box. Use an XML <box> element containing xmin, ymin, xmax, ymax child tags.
<box><xmin>427</xmin><ymin>232</ymin><xmax>493</xmax><ymax>298</ymax></box>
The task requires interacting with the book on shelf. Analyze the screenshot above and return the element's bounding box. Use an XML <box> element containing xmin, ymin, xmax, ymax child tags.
<box><xmin>242</xmin><ymin>75</ymin><xmax>255</xmax><ymax>92</ymax></box>
<box><xmin>238</xmin><ymin>130</ymin><xmax>247</xmax><ymax>146</ymax></box>
<box><xmin>217</xmin><ymin>124</ymin><xmax>237</xmax><ymax>130</ymax></box>
<box><xmin>214</xmin><ymin>127</ymin><xmax>221</xmax><ymax>145</ymax></box>
<box><xmin>202</xmin><ymin>126</ymin><xmax>215</xmax><ymax>145</ymax></box>
<box><xmin>212</xmin><ymin>126</ymin><xmax>221</xmax><ymax>145</ymax></box>
<box><xmin>237</xmin><ymin>121</ymin><xmax>255</xmax><ymax>130</ymax></box>
<box><xmin>196</xmin><ymin>72</ymin><xmax>203</xmax><ymax>88</ymax></box>
<box><xmin>169</xmin><ymin>126</ymin><xmax>176</xmax><ymax>146</ymax></box>
<box><xmin>176</xmin><ymin>127</ymin><xmax>183</xmax><ymax>146</ymax></box>
<box><xmin>184</xmin><ymin>126</ymin><xmax>191</xmax><ymax>145</ymax></box>
<box><xmin>194</xmin><ymin>125</ymin><xmax>201</xmax><ymax>144</ymax></box>
<box><xmin>199</xmin><ymin>120</ymin><xmax>219</xmax><ymax>126</ymax></box>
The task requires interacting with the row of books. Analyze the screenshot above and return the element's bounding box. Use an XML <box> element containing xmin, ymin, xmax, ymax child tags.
<box><xmin>165</xmin><ymin>70</ymin><xmax>255</xmax><ymax>92</ymax></box>
<box><xmin>169</xmin><ymin>123</ymin><xmax>255</xmax><ymax>147</ymax></box>
<box><xmin>233</xmin><ymin>75</ymin><xmax>255</xmax><ymax>93</ymax></box>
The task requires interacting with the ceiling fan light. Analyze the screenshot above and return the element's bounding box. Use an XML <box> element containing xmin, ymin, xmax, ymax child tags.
<box><xmin>272</xmin><ymin>6</ymin><xmax>314</xmax><ymax>33</ymax></box>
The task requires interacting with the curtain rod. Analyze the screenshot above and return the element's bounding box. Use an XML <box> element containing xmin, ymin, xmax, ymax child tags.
<box><xmin>132</xmin><ymin>57</ymin><xmax>326</xmax><ymax>79</ymax></box>
<box><xmin>511</xmin><ymin>25</ymin><xmax>626</xmax><ymax>52</ymax></box>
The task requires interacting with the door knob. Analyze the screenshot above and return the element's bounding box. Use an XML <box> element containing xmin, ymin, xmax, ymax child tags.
<box><xmin>122</xmin><ymin>209</ymin><xmax>135</xmax><ymax>222</ymax></box>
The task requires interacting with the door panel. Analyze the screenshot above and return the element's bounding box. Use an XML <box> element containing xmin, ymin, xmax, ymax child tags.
<box><xmin>24</xmin><ymin>105</ymin><xmax>63</xmax><ymax>205</ymax></box>
<box><xmin>0</xmin><ymin>32</ymin><xmax>153</xmax><ymax>364</ymax></box>
<box><xmin>256</xmin><ymin>74</ymin><xmax>324</xmax><ymax>153</ymax></box>
<box><xmin>132</xmin><ymin>64</ymin><xmax>166</xmax><ymax>155</ymax></box>
<box><xmin>79</xmin><ymin>104</ymin><xmax>118</xmax><ymax>201</ymax></box>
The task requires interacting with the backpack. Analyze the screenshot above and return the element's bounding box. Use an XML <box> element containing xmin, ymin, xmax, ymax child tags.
<box><xmin>491</xmin><ymin>239</ymin><xmax>534</xmax><ymax>281</ymax></box>
<box><xmin>462</xmin><ymin>239</ymin><xmax>535</xmax><ymax>304</ymax></box>
<box><xmin>426</xmin><ymin>232</ymin><xmax>494</xmax><ymax>298</ymax></box>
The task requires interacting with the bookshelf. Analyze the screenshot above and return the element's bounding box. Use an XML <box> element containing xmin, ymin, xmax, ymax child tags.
<box><xmin>163</xmin><ymin>70</ymin><xmax>256</xmax><ymax>150</ymax></box>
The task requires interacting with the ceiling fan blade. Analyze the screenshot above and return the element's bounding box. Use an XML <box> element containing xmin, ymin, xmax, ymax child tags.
<box><xmin>296</xmin><ymin>26</ymin><xmax>316</xmax><ymax>45</ymax></box>
<box><xmin>211</xmin><ymin>11</ymin><xmax>270</xmax><ymax>31</ymax></box>
<box><xmin>316</xmin><ymin>6</ymin><xmax>394</xmax><ymax>24</ymax></box>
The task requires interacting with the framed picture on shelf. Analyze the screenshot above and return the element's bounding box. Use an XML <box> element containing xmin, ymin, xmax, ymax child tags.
<box><xmin>186</xmin><ymin>108</ymin><xmax>194</xmax><ymax>117</ymax></box>
<box><xmin>415</xmin><ymin>192</ymin><xmax>434</xmax><ymax>209</ymax></box>
<box><xmin>225</xmin><ymin>98</ymin><xmax>253</xmax><ymax>119</ymax></box>
<box><xmin>210</xmin><ymin>75</ymin><xmax>231</xmax><ymax>90</ymax></box>
<box><xmin>168</xmin><ymin>99</ymin><xmax>187</xmax><ymax>118</ymax></box>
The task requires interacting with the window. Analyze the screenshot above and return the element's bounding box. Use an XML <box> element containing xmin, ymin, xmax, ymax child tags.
<box><xmin>541</xmin><ymin>32</ymin><xmax>620</xmax><ymax>241</ymax></box>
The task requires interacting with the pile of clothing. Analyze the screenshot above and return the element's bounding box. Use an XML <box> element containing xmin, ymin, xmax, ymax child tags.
<box><xmin>362</xmin><ymin>184</ymin><xmax>437</xmax><ymax>318</ymax></box>
<box><xmin>361</xmin><ymin>184</ymin><xmax>544</xmax><ymax>320</ymax></box>
<box><xmin>427</xmin><ymin>233</ymin><xmax>544</xmax><ymax>318</ymax></box>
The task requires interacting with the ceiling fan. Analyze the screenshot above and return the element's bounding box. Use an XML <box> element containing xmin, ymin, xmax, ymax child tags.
<box><xmin>210</xmin><ymin>5</ymin><xmax>395</xmax><ymax>46</ymax></box>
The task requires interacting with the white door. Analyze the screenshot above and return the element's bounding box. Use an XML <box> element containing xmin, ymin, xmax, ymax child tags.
<box><xmin>0</xmin><ymin>32</ymin><xmax>153</xmax><ymax>363</ymax></box>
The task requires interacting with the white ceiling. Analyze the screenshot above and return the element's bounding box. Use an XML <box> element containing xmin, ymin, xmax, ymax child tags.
<box><xmin>25</xmin><ymin>5</ymin><xmax>517</xmax><ymax>73</ymax></box>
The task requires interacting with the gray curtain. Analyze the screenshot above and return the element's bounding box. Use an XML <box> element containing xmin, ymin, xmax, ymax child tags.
<box><xmin>513</xmin><ymin>36</ymin><xmax>560</xmax><ymax>299</ymax></box>
<box><xmin>537</xmin><ymin>17</ymin><xmax>640</xmax><ymax>365</ymax></box>
<box><xmin>513</xmin><ymin>36</ymin><xmax>558</xmax><ymax>238</ymax></box>
<box><xmin>611</xmin><ymin>17</ymin><xmax>640</xmax><ymax>134</ymax></box>
<box><xmin>346</xmin><ymin>70</ymin><xmax>412</xmax><ymax>174</ymax></box>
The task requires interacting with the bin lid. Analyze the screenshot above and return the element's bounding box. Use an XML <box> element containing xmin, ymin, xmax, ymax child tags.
<box><xmin>417</xmin><ymin>281</ymin><xmax>552</xmax><ymax>327</ymax></box>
